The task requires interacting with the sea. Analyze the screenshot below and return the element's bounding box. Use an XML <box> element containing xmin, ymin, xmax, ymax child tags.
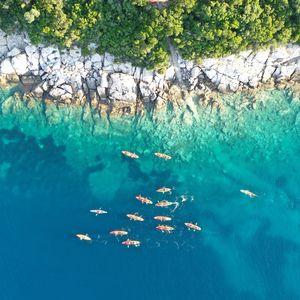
<box><xmin>0</xmin><ymin>87</ymin><xmax>300</xmax><ymax>300</ymax></box>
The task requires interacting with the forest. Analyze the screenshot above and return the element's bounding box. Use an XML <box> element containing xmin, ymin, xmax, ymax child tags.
<box><xmin>0</xmin><ymin>0</ymin><xmax>299</xmax><ymax>71</ymax></box>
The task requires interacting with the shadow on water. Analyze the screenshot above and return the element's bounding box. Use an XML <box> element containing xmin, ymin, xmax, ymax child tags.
<box><xmin>121</xmin><ymin>156</ymin><xmax>150</xmax><ymax>181</ymax></box>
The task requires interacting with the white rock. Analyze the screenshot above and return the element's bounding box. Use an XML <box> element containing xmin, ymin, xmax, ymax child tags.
<box><xmin>39</xmin><ymin>55</ymin><xmax>50</xmax><ymax>72</ymax></box>
<box><xmin>47</xmin><ymin>52</ymin><xmax>60</xmax><ymax>62</ymax></box>
<box><xmin>49</xmin><ymin>87</ymin><xmax>66</xmax><ymax>98</ymax></box>
<box><xmin>249</xmin><ymin>78</ymin><xmax>259</xmax><ymax>88</ymax></box>
<box><xmin>139</xmin><ymin>81</ymin><xmax>157</xmax><ymax>100</ymax></box>
<box><xmin>229</xmin><ymin>80</ymin><xmax>240</xmax><ymax>92</ymax></box>
<box><xmin>185</xmin><ymin>60</ymin><xmax>194</xmax><ymax>71</ymax></box>
<box><xmin>253</xmin><ymin>49</ymin><xmax>270</xmax><ymax>64</ymax></box>
<box><xmin>91</xmin><ymin>53</ymin><xmax>103</xmax><ymax>63</ymax></box>
<box><xmin>75</xmin><ymin>61</ymin><xmax>84</xmax><ymax>69</ymax></box>
<box><xmin>11</xmin><ymin>54</ymin><xmax>28</xmax><ymax>75</ymax></box>
<box><xmin>286</xmin><ymin>44</ymin><xmax>300</xmax><ymax>57</ymax></box>
<box><xmin>34</xmin><ymin>86</ymin><xmax>44</xmax><ymax>96</ymax></box>
<box><xmin>216</xmin><ymin>63</ymin><xmax>228</xmax><ymax>75</ymax></box>
<box><xmin>204</xmin><ymin>69</ymin><xmax>217</xmax><ymax>81</ymax></box>
<box><xmin>41</xmin><ymin>47</ymin><xmax>57</xmax><ymax>60</ymax></box>
<box><xmin>141</xmin><ymin>69</ymin><xmax>153</xmax><ymax>83</ymax></box>
<box><xmin>69</xmin><ymin>48</ymin><xmax>81</xmax><ymax>59</ymax></box>
<box><xmin>217</xmin><ymin>76</ymin><xmax>230</xmax><ymax>91</ymax></box>
<box><xmin>279</xmin><ymin>65</ymin><xmax>296</xmax><ymax>79</ymax></box>
<box><xmin>25</xmin><ymin>45</ymin><xmax>38</xmax><ymax>57</ymax></box>
<box><xmin>100</xmin><ymin>72</ymin><xmax>109</xmax><ymax>88</ymax></box>
<box><xmin>190</xmin><ymin>67</ymin><xmax>201</xmax><ymax>80</ymax></box>
<box><xmin>218</xmin><ymin>82</ymin><xmax>228</xmax><ymax>92</ymax></box>
<box><xmin>202</xmin><ymin>58</ymin><xmax>219</xmax><ymax>69</ymax></box>
<box><xmin>0</xmin><ymin>58</ymin><xmax>15</xmax><ymax>74</ymax></box>
<box><xmin>52</xmin><ymin>61</ymin><xmax>61</xmax><ymax>71</ymax></box>
<box><xmin>114</xmin><ymin>62</ymin><xmax>134</xmax><ymax>75</ymax></box>
<box><xmin>60</xmin><ymin>84</ymin><xmax>73</xmax><ymax>94</ymax></box>
<box><xmin>133</xmin><ymin>67</ymin><xmax>142</xmax><ymax>80</ymax></box>
<box><xmin>270</xmin><ymin>47</ymin><xmax>288</xmax><ymax>63</ymax></box>
<box><xmin>61</xmin><ymin>54</ymin><xmax>73</xmax><ymax>66</ymax></box>
<box><xmin>239</xmin><ymin>50</ymin><xmax>252</xmax><ymax>60</ymax></box>
<box><xmin>165</xmin><ymin>66</ymin><xmax>175</xmax><ymax>81</ymax></box>
<box><xmin>0</xmin><ymin>29</ymin><xmax>6</xmax><ymax>46</ymax></box>
<box><xmin>108</xmin><ymin>73</ymin><xmax>136</xmax><ymax>102</ymax></box>
<box><xmin>103</xmin><ymin>53</ymin><xmax>114</xmax><ymax>71</ymax></box>
<box><xmin>262</xmin><ymin>66</ymin><xmax>275</xmax><ymax>82</ymax></box>
<box><xmin>42</xmin><ymin>81</ymin><xmax>48</xmax><ymax>91</ymax></box>
<box><xmin>84</xmin><ymin>60</ymin><xmax>92</xmax><ymax>70</ymax></box>
<box><xmin>97</xmin><ymin>87</ymin><xmax>106</xmax><ymax>98</ymax></box>
<box><xmin>6</xmin><ymin>33</ymin><xmax>27</xmax><ymax>50</ymax></box>
<box><xmin>7</xmin><ymin>47</ymin><xmax>21</xmax><ymax>57</ymax></box>
<box><xmin>272</xmin><ymin>67</ymin><xmax>281</xmax><ymax>78</ymax></box>
<box><xmin>28</xmin><ymin>53</ymin><xmax>40</xmax><ymax>72</ymax></box>
<box><xmin>0</xmin><ymin>45</ymin><xmax>8</xmax><ymax>58</ymax></box>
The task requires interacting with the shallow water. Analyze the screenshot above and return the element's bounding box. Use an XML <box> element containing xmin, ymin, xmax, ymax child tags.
<box><xmin>0</xmin><ymin>88</ymin><xmax>300</xmax><ymax>299</ymax></box>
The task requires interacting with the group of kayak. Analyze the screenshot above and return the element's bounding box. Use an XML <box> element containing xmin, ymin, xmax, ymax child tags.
<box><xmin>76</xmin><ymin>150</ymin><xmax>258</xmax><ymax>247</ymax></box>
<box><xmin>76</xmin><ymin>193</ymin><xmax>201</xmax><ymax>247</ymax></box>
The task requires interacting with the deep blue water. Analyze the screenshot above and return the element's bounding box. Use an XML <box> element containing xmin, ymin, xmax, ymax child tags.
<box><xmin>0</xmin><ymin>88</ymin><xmax>300</xmax><ymax>299</ymax></box>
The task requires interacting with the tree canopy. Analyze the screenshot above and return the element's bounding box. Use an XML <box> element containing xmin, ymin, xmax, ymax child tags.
<box><xmin>0</xmin><ymin>0</ymin><xmax>299</xmax><ymax>71</ymax></box>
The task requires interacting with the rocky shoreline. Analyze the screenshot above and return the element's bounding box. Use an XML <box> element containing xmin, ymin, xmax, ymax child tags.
<box><xmin>1</xmin><ymin>29</ymin><xmax>300</xmax><ymax>116</ymax></box>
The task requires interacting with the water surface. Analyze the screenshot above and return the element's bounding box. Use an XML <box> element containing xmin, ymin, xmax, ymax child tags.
<box><xmin>0</xmin><ymin>88</ymin><xmax>300</xmax><ymax>299</ymax></box>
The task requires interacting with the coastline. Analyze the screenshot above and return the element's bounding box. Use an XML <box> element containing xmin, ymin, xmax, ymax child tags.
<box><xmin>1</xmin><ymin>29</ymin><xmax>300</xmax><ymax>116</ymax></box>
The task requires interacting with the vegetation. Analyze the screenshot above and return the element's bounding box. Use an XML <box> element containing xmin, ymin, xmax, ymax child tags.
<box><xmin>0</xmin><ymin>0</ymin><xmax>299</xmax><ymax>71</ymax></box>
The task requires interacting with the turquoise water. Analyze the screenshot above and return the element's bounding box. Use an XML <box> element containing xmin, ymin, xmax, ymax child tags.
<box><xmin>0</xmin><ymin>88</ymin><xmax>300</xmax><ymax>299</ymax></box>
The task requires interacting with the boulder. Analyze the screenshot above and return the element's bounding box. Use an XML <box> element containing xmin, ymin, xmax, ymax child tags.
<box><xmin>262</xmin><ymin>66</ymin><xmax>275</xmax><ymax>82</ymax></box>
<box><xmin>229</xmin><ymin>80</ymin><xmax>240</xmax><ymax>92</ymax></box>
<box><xmin>90</xmin><ymin>54</ymin><xmax>103</xmax><ymax>69</ymax></box>
<box><xmin>253</xmin><ymin>49</ymin><xmax>270</xmax><ymax>64</ymax></box>
<box><xmin>133</xmin><ymin>67</ymin><xmax>142</xmax><ymax>80</ymax></box>
<box><xmin>11</xmin><ymin>54</ymin><xmax>28</xmax><ymax>75</ymax></box>
<box><xmin>60</xmin><ymin>84</ymin><xmax>73</xmax><ymax>94</ymax></box>
<box><xmin>141</xmin><ymin>69</ymin><xmax>154</xmax><ymax>83</ymax></box>
<box><xmin>84</xmin><ymin>60</ymin><xmax>92</xmax><ymax>70</ymax></box>
<box><xmin>108</xmin><ymin>73</ymin><xmax>136</xmax><ymax>102</ymax></box>
<box><xmin>165</xmin><ymin>66</ymin><xmax>175</xmax><ymax>81</ymax></box>
<box><xmin>185</xmin><ymin>60</ymin><xmax>194</xmax><ymax>71</ymax></box>
<box><xmin>190</xmin><ymin>67</ymin><xmax>201</xmax><ymax>81</ymax></box>
<box><xmin>97</xmin><ymin>86</ymin><xmax>107</xmax><ymax>98</ymax></box>
<box><xmin>0</xmin><ymin>58</ymin><xmax>15</xmax><ymax>74</ymax></box>
<box><xmin>99</xmin><ymin>72</ymin><xmax>109</xmax><ymax>88</ymax></box>
<box><xmin>0</xmin><ymin>29</ymin><xmax>6</xmax><ymax>46</ymax></box>
<box><xmin>103</xmin><ymin>53</ymin><xmax>114</xmax><ymax>72</ymax></box>
<box><xmin>139</xmin><ymin>81</ymin><xmax>157</xmax><ymax>101</ymax></box>
<box><xmin>0</xmin><ymin>45</ymin><xmax>8</xmax><ymax>58</ymax></box>
<box><xmin>25</xmin><ymin>45</ymin><xmax>38</xmax><ymax>57</ymax></box>
<box><xmin>7</xmin><ymin>47</ymin><xmax>21</xmax><ymax>57</ymax></box>
<box><xmin>69</xmin><ymin>48</ymin><xmax>81</xmax><ymax>59</ymax></box>
<box><xmin>114</xmin><ymin>62</ymin><xmax>134</xmax><ymax>75</ymax></box>
<box><xmin>6</xmin><ymin>33</ymin><xmax>27</xmax><ymax>51</ymax></box>
<box><xmin>49</xmin><ymin>87</ymin><xmax>67</xmax><ymax>98</ymax></box>
<box><xmin>279</xmin><ymin>65</ymin><xmax>297</xmax><ymax>79</ymax></box>
<box><xmin>204</xmin><ymin>69</ymin><xmax>218</xmax><ymax>81</ymax></box>
<box><xmin>41</xmin><ymin>47</ymin><xmax>58</xmax><ymax>60</ymax></box>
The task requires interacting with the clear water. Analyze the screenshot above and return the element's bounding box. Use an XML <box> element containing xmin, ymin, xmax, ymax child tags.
<box><xmin>0</xmin><ymin>88</ymin><xmax>300</xmax><ymax>299</ymax></box>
